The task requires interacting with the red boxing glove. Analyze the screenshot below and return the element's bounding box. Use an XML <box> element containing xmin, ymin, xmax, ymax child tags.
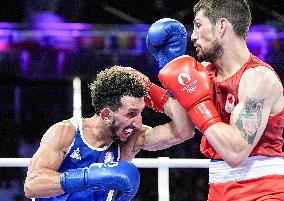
<box><xmin>123</xmin><ymin>67</ymin><xmax>169</xmax><ymax>113</ymax></box>
<box><xmin>158</xmin><ymin>55</ymin><xmax>221</xmax><ymax>133</ymax></box>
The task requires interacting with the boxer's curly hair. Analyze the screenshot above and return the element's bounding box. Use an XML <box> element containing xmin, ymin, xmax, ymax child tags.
<box><xmin>194</xmin><ymin>0</ymin><xmax>251</xmax><ymax>39</ymax></box>
<box><xmin>89</xmin><ymin>66</ymin><xmax>147</xmax><ymax>115</ymax></box>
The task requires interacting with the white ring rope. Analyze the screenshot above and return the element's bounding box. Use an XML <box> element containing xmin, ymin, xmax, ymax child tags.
<box><xmin>0</xmin><ymin>157</ymin><xmax>210</xmax><ymax>168</ymax></box>
<box><xmin>0</xmin><ymin>158</ymin><xmax>31</xmax><ymax>167</ymax></box>
<box><xmin>133</xmin><ymin>157</ymin><xmax>210</xmax><ymax>168</ymax></box>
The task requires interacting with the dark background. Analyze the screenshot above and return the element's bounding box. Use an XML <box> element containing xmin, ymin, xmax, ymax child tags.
<box><xmin>0</xmin><ymin>0</ymin><xmax>283</xmax><ymax>201</ymax></box>
<box><xmin>0</xmin><ymin>0</ymin><xmax>283</xmax><ymax>24</ymax></box>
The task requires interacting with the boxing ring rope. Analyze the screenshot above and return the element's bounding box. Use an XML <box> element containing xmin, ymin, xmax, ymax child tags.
<box><xmin>0</xmin><ymin>157</ymin><xmax>210</xmax><ymax>201</ymax></box>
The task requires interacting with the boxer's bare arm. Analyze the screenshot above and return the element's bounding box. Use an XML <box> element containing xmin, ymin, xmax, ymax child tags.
<box><xmin>24</xmin><ymin>120</ymin><xmax>76</xmax><ymax>198</ymax></box>
<box><xmin>121</xmin><ymin>97</ymin><xmax>195</xmax><ymax>159</ymax></box>
<box><xmin>204</xmin><ymin>66</ymin><xmax>284</xmax><ymax>167</ymax></box>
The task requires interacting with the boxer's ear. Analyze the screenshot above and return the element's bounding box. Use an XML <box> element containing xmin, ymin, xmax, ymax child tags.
<box><xmin>100</xmin><ymin>107</ymin><xmax>111</xmax><ymax>122</ymax></box>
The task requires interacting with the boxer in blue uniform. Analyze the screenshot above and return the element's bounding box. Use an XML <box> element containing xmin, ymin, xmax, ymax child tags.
<box><xmin>33</xmin><ymin>116</ymin><xmax>125</xmax><ymax>201</ymax></box>
<box><xmin>24</xmin><ymin>59</ymin><xmax>195</xmax><ymax>200</ymax></box>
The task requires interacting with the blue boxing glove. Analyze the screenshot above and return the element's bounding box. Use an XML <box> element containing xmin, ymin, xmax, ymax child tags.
<box><xmin>60</xmin><ymin>161</ymin><xmax>140</xmax><ymax>201</ymax></box>
<box><xmin>146</xmin><ymin>18</ymin><xmax>187</xmax><ymax>69</ymax></box>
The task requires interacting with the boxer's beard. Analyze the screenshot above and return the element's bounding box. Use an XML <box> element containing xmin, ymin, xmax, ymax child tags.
<box><xmin>197</xmin><ymin>39</ymin><xmax>224</xmax><ymax>63</ymax></box>
<box><xmin>108</xmin><ymin>121</ymin><xmax>127</xmax><ymax>146</ymax></box>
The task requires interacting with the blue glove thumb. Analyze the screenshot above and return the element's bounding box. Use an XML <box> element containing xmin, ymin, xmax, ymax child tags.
<box><xmin>146</xmin><ymin>18</ymin><xmax>187</xmax><ymax>69</ymax></box>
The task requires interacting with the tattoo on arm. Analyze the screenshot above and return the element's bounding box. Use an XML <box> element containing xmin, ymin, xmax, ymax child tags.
<box><xmin>234</xmin><ymin>97</ymin><xmax>264</xmax><ymax>145</ymax></box>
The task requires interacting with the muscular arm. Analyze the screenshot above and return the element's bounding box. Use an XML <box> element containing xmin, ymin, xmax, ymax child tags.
<box><xmin>134</xmin><ymin>97</ymin><xmax>195</xmax><ymax>152</ymax></box>
<box><xmin>24</xmin><ymin>120</ymin><xmax>76</xmax><ymax>198</ymax></box>
<box><xmin>204</xmin><ymin>66</ymin><xmax>284</xmax><ymax>167</ymax></box>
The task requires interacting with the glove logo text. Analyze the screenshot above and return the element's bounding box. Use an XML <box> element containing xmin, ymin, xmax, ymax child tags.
<box><xmin>178</xmin><ymin>73</ymin><xmax>198</xmax><ymax>94</ymax></box>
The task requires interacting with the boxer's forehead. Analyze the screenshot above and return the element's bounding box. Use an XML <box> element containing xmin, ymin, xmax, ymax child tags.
<box><xmin>193</xmin><ymin>10</ymin><xmax>208</xmax><ymax>24</ymax></box>
<box><xmin>119</xmin><ymin>96</ymin><xmax>145</xmax><ymax>114</ymax></box>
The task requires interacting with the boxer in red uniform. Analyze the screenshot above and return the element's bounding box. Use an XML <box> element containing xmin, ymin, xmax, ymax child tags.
<box><xmin>147</xmin><ymin>0</ymin><xmax>284</xmax><ymax>200</ymax></box>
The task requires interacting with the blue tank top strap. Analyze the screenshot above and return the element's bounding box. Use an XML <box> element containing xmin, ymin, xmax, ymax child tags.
<box><xmin>64</xmin><ymin>117</ymin><xmax>83</xmax><ymax>157</ymax></box>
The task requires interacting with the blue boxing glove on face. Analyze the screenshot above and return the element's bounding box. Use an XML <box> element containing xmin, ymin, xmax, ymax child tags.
<box><xmin>146</xmin><ymin>18</ymin><xmax>187</xmax><ymax>69</ymax></box>
<box><xmin>60</xmin><ymin>161</ymin><xmax>140</xmax><ymax>201</ymax></box>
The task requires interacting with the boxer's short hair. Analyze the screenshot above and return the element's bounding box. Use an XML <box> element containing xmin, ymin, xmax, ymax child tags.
<box><xmin>89</xmin><ymin>66</ymin><xmax>147</xmax><ymax>115</ymax></box>
<box><xmin>194</xmin><ymin>0</ymin><xmax>251</xmax><ymax>39</ymax></box>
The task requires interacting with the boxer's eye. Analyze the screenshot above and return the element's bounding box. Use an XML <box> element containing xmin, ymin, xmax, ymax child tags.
<box><xmin>126</xmin><ymin>111</ymin><xmax>138</xmax><ymax>118</ymax></box>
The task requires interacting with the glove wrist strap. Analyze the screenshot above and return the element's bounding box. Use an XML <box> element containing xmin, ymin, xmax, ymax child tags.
<box><xmin>188</xmin><ymin>100</ymin><xmax>221</xmax><ymax>133</ymax></box>
<box><xmin>60</xmin><ymin>168</ymin><xmax>87</xmax><ymax>193</ymax></box>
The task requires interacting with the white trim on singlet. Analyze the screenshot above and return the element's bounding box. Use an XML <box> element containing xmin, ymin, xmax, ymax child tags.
<box><xmin>209</xmin><ymin>155</ymin><xmax>284</xmax><ymax>184</ymax></box>
<box><xmin>62</xmin><ymin>117</ymin><xmax>77</xmax><ymax>157</ymax></box>
<box><xmin>68</xmin><ymin>116</ymin><xmax>121</xmax><ymax>201</ymax></box>
<box><xmin>55</xmin><ymin>117</ymin><xmax>121</xmax><ymax>201</ymax></box>
<box><xmin>69</xmin><ymin>116</ymin><xmax>114</xmax><ymax>151</ymax></box>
